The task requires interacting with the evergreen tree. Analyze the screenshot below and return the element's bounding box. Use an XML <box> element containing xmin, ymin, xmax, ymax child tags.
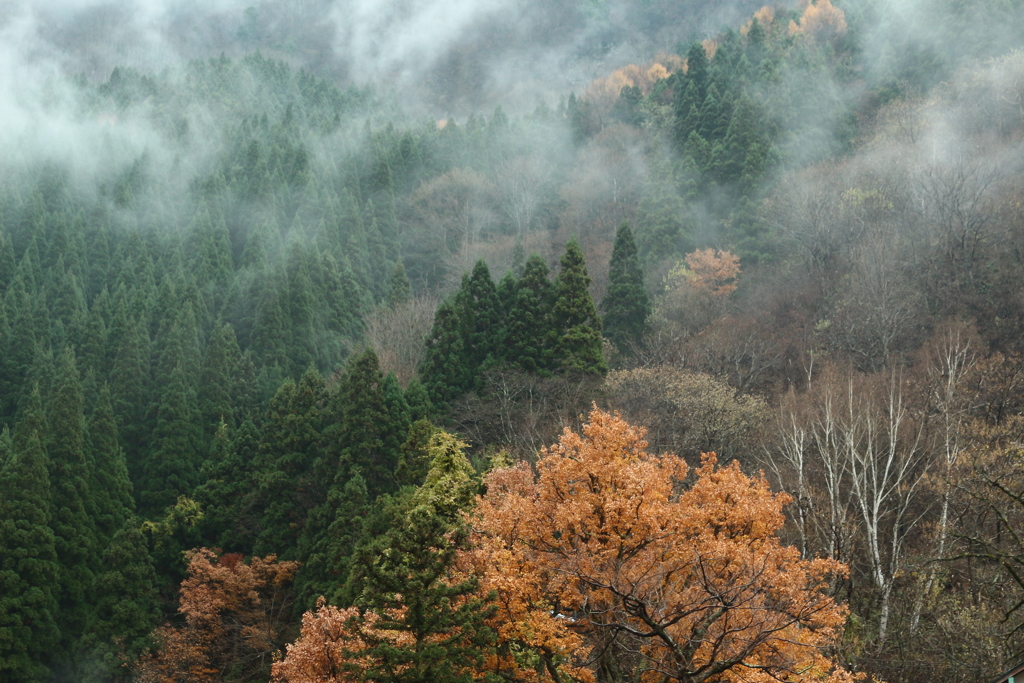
<box><xmin>198</xmin><ymin>321</ymin><xmax>242</xmax><ymax>436</ymax></box>
<box><xmin>635</xmin><ymin>165</ymin><xmax>694</xmax><ymax>261</ymax></box>
<box><xmin>88</xmin><ymin>385</ymin><xmax>135</xmax><ymax>549</ymax></box>
<box><xmin>601</xmin><ymin>223</ymin><xmax>651</xmax><ymax>353</ymax></box>
<box><xmin>386</xmin><ymin>261</ymin><xmax>412</xmax><ymax>308</ymax></box>
<box><xmin>0</xmin><ymin>397</ymin><xmax>60</xmax><ymax>682</ymax></box>
<box><xmin>419</xmin><ymin>297</ymin><xmax>470</xmax><ymax>412</ymax></box>
<box><xmin>502</xmin><ymin>255</ymin><xmax>554</xmax><ymax>373</ymax></box>
<box><xmin>327</xmin><ymin>349</ymin><xmax>409</xmax><ymax>499</ymax></box>
<box><xmin>348</xmin><ymin>431</ymin><xmax>495</xmax><ymax>683</ymax></box>
<box><xmin>250</xmin><ymin>368</ymin><xmax>327</xmax><ymax>558</ymax></box>
<box><xmin>295</xmin><ymin>469</ymin><xmax>369</xmax><ymax>610</ymax></box>
<box><xmin>80</xmin><ymin>520</ymin><xmax>158</xmax><ymax>683</ymax></box>
<box><xmin>459</xmin><ymin>261</ymin><xmax>501</xmax><ymax>374</ymax></box>
<box><xmin>138</xmin><ymin>361</ymin><xmax>203</xmax><ymax>516</ymax></box>
<box><xmin>46</xmin><ymin>348</ymin><xmax>100</xmax><ymax>677</ymax></box>
<box><xmin>550</xmin><ymin>238</ymin><xmax>606</xmax><ymax>375</ymax></box>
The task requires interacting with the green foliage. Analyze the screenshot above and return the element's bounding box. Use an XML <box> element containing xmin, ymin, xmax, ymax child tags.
<box><xmin>0</xmin><ymin>406</ymin><xmax>60</xmax><ymax>682</ymax></box>
<box><xmin>601</xmin><ymin>223</ymin><xmax>651</xmax><ymax>353</ymax></box>
<box><xmin>348</xmin><ymin>431</ymin><xmax>495</xmax><ymax>683</ymax></box>
<box><xmin>550</xmin><ymin>238</ymin><xmax>606</xmax><ymax>376</ymax></box>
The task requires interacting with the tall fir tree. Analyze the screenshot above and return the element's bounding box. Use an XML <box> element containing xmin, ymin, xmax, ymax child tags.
<box><xmin>419</xmin><ymin>297</ymin><xmax>471</xmax><ymax>412</ymax></box>
<box><xmin>502</xmin><ymin>255</ymin><xmax>554</xmax><ymax>374</ymax></box>
<box><xmin>347</xmin><ymin>431</ymin><xmax>495</xmax><ymax>683</ymax></box>
<box><xmin>88</xmin><ymin>385</ymin><xmax>135</xmax><ymax>549</ymax></box>
<box><xmin>46</xmin><ymin>348</ymin><xmax>100</xmax><ymax>679</ymax></box>
<box><xmin>250</xmin><ymin>368</ymin><xmax>327</xmax><ymax>558</ymax></box>
<box><xmin>601</xmin><ymin>223</ymin><xmax>651</xmax><ymax>353</ymax></box>
<box><xmin>550</xmin><ymin>238</ymin><xmax>606</xmax><ymax>375</ymax></box>
<box><xmin>79</xmin><ymin>520</ymin><xmax>159</xmax><ymax>683</ymax></box>
<box><xmin>0</xmin><ymin>395</ymin><xmax>60</xmax><ymax>682</ymax></box>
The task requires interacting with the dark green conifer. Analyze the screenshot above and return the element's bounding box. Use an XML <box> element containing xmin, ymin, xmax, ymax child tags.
<box><xmin>460</xmin><ymin>260</ymin><xmax>501</xmax><ymax>374</ymax></box>
<box><xmin>250</xmin><ymin>368</ymin><xmax>327</xmax><ymax>558</ymax></box>
<box><xmin>80</xmin><ymin>520</ymin><xmax>158</xmax><ymax>683</ymax></box>
<box><xmin>419</xmin><ymin>297</ymin><xmax>470</xmax><ymax>412</ymax></box>
<box><xmin>138</xmin><ymin>361</ymin><xmax>203</xmax><ymax>516</ymax></box>
<box><xmin>198</xmin><ymin>321</ymin><xmax>242</xmax><ymax>436</ymax></box>
<box><xmin>0</xmin><ymin>411</ymin><xmax>60</xmax><ymax>682</ymax></box>
<box><xmin>601</xmin><ymin>223</ymin><xmax>651</xmax><ymax>353</ymax></box>
<box><xmin>46</xmin><ymin>348</ymin><xmax>100</xmax><ymax>675</ymax></box>
<box><xmin>386</xmin><ymin>261</ymin><xmax>412</xmax><ymax>308</ymax></box>
<box><xmin>550</xmin><ymin>239</ymin><xmax>606</xmax><ymax>375</ymax></box>
<box><xmin>502</xmin><ymin>255</ymin><xmax>553</xmax><ymax>373</ymax></box>
<box><xmin>349</xmin><ymin>432</ymin><xmax>494</xmax><ymax>683</ymax></box>
<box><xmin>88</xmin><ymin>385</ymin><xmax>135</xmax><ymax>548</ymax></box>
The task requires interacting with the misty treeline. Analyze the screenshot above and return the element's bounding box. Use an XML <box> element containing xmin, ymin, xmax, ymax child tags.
<box><xmin>4</xmin><ymin>0</ymin><xmax>1024</xmax><ymax>681</ymax></box>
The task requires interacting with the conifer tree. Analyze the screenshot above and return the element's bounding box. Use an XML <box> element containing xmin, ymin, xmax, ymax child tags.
<box><xmin>198</xmin><ymin>321</ymin><xmax>242</xmax><ymax>436</ymax></box>
<box><xmin>636</xmin><ymin>165</ymin><xmax>694</xmax><ymax>261</ymax></box>
<box><xmin>550</xmin><ymin>238</ymin><xmax>606</xmax><ymax>375</ymax></box>
<box><xmin>292</xmin><ymin>431</ymin><xmax>495</xmax><ymax>683</ymax></box>
<box><xmin>0</xmin><ymin>397</ymin><xmax>60</xmax><ymax>682</ymax></box>
<box><xmin>46</xmin><ymin>348</ymin><xmax>100</xmax><ymax>676</ymax></box>
<box><xmin>502</xmin><ymin>254</ymin><xmax>554</xmax><ymax>373</ymax></box>
<box><xmin>328</xmin><ymin>349</ymin><xmax>408</xmax><ymax>499</ymax></box>
<box><xmin>295</xmin><ymin>469</ymin><xmax>369</xmax><ymax>610</ymax></box>
<box><xmin>80</xmin><ymin>520</ymin><xmax>159</xmax><ymax>683</ymax></box>
<box><xmin>108</xmin><ymin>315</ymin><xmax>150</xmax><ymax>480</ymax></box>
<box><xmin>419</xmin><ymin>297</ymin><xmax>471</xmax><ymax>412</ymax></box>
<box><xmin>601</xmin><ymin>223</ymin><xmax>651</xmax><ymax>353</ymax></box>
<box><xmin>251</xmin><ymin>368</ymin><xmax>327</xmax><ymax>558</ymax></box>
<box><xmin>386</xmin><ymin>261</ymin><xmax>412</xmax><ymax>308</ymax></box>
<box><xmin>460</xmin><ymin>260</ymin><xmax>501</xmax><ymax>374</ymax></box>
<box><xmin>139</xmin><ymin>361</ymin><xmax>203</xmax><ymax>516</ymax></box>
<box><xmin>88</xmin><ymin>385</ymin><xmax>135</xmax><ymax>549</ymax></box>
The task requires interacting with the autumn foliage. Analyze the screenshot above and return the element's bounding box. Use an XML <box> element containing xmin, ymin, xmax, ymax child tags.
<box><xmin>135</xmin><ymin>549</ymin><xmax>299</xmax><ymax>683</ymax></box>
<box><xmin>272</xmin><ymin>410</ymin><xmax>857</xmax><ymax>683</ymax></box>
<box><xmin>789</xmin><ymin>0</ymin><xmax>847</xmax><ymax>44</ymax></box>
<box><xmin>467</xmin><ymin>408</ymin><xmax>857</xmax><ymax>683</ymax></box>
<box><xmin>682</xmin><ymin>248</ymin><xmax>742</xmax><ymax>295</ymax></box>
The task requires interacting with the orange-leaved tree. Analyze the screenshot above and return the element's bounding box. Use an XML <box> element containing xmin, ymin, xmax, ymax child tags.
<box><xmin>469</xmin><ymin>408</ymin><xmax>858</xmax><ymax>683</ymax></box>
<box><xmin>683</xmin><ymin>248</ymin><xmax>741</xmax><ymax>296</ymax></box>
<box><xmin>134</xmin><ymin>548</ymin><xmax>299</xmax><ymax>683</ymax></box>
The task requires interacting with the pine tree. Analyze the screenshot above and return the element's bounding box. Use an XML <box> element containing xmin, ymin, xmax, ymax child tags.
<box><xmin>502</xmin><ymin>255</ymin><xmax>554</xmax><ymax>373</ymax></box>
<box><xmin>46</xmin><ymin>348</ymin><xmax>100</xmax><ymax>677</ymax></box>
<box><xmin>460</xmin><ymin>260</ymin><xmax>501</xmax><ymax>374</ymax></box>
<box><xmin>345</xmin><ymin>431</ymin><xmax>495</xmax><ymax>683</ymax></box>
<box><xmin>601</xmin><ymin>223</ymin><xmax>651</xmax><ymax>353</ymax></box>
<box><xmin>88</xmin><ymin>385</ymin><xmax>135</xmax><ymax>549</ymax></box>
<box><xmin>139</xmin><ymin>361</ymin><xmax>203</xmax><ymax>516</ymax></box>
<box><xmin>419</xmin><ymin>297</ymin><xmax>470</xmax><ymax>412</ymax></box>
<box><xmin>386</xmin><ymin>261</ymin><xmax>412</xmax><ymax>308</ymax></box>
<box><xmin>251</xmin><ymin>368</ymin><xmax>327</xmax><ymax>558</ymax></box>
<box><xmin>80</xmin><ymin>520</ymin><xmax>159</xmax><ymax>683</ymax></box>
<box><xmin>550</xmin><ymin>239</ymin><xmax>606</xmax><ymax>375</ymax></box>
<box><xmin>327</xmin><ymin>350</ymin><xmax>409</xmax><ymax>500</ymax></box>
<box><xmin>198</xmin><ymin>321</ymin><xmax>242</xmax><ymax>437</ymax></box>
<box><xmin>295</xmin><ymin>469</ymin><xmax>369</xmax><ymax>610</ymax></box>
<box><xmin>0</xmin><ymin>396</ymin><xmax>60</xmax><ymax>682</ymax></box>
<box><xmin>635</xmin><ymin>165</ymin><xmax>694</xmax><ymax>261</ymax></box>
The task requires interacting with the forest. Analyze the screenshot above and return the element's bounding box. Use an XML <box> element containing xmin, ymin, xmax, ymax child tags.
<box><xmin>4</xmin><ymin>0</ymin><xmax>1024</xmax><ymax>681</ymax></box>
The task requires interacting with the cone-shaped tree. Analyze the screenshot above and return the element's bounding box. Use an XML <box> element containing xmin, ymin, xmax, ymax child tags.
<box><xmin>419</xmin><ymin>297</ymin><xmax>470</xmax><ymax>411</ymax></box>
<box><xmin>88</xmin><ymin>385</ymin><xmax>135</xmax><ymax>548</ymax></box>
<box><xmin>80</xmin><ymin>519</ymin><xmax>159</xmax><ymax>683</ymax></box>
<box><xmin>386</xmin><ymin>261</ymin><xmax>412</xmax><ymax>308</ymax></box>
<box><xmin>275</xmin><ymin>431</ymin><xmax>495</xmax><ymax>683</ymax></box>
<box><xmin>502</xmin><ymin>255</ymin><xmax>554</xmax><ymax>373</ymax></box>
<box><xmin>46</xmin><ymin>348</ymin><xmax>99</xmax><ymax>676</ymax></box>
<box><xmin>550</xmin><ymin>239</ymin><xmax>606</xmax><ymax>375</ymax></box>
<box><xmin>0</xmin><ymin>399</ymin><xmax>60</xmax><ymax>682</ymax></box>
<box><xmin>601</xmin><ymin>223</ymin><xmax>651</xmax><ymax>353</ymax></box>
